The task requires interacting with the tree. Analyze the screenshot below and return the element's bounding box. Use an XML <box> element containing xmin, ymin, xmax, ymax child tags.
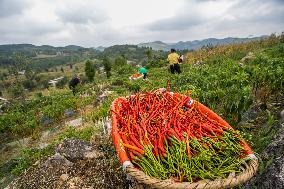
<box><xmin>85</xmin><ymin>60</ymin><xmax>95</xmax><ymax>81</ymax></box>
<box><xmin>102</xmin><ymin>57</ymin><xmax>112</xmax><ymax>78</ymax></box>
<box><xmin>145</xmin><ymin>48</ymin><xmax>152</xmax><ymax>63</ymax></box>
<box><xmin>60</xmin><ymin>67</ymin><xmax>64</xmax><ymax>72</ymax></box>
<box><xmin>22</xmin><ymin>79</ymin><xmax>36</xmax><ymax>91</ymax></box>
<box><xmin>114</xmin><ymin>56</ymin><xmax>127</xmax><ymax>70</ymax></box>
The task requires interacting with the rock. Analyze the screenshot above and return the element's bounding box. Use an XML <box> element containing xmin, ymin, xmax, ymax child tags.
<box><xmin>33</xmin><ymin>160</ymin><xmax>40</xmax><ymax>166</ymax></box>
<box><xmin>59</xmin><ymin>174</ymin><xmax>69</xmax><ymax>182</ymax></box>
<box><xmin>96</xmin><ymin>90</ymin><xmax>113</xmax><ymax>104</ymax></box>
<box><xmin>240</xmin><ymin>52</ymin><xmax>255</xmax><ymax>63</ymax></box>
<box><xmin>263</xmin><ymin>126</ymin><xmax>284</xmax><ymax>159</ymax></box>
<box><xmin>38</xmin><ymin>142</ymin><xmax>48</xmax><ymax>149</ymax></box>
<box><xmin>40</xmin><ymin>130</ymin><xmax>51</xmax><ymax>141</ymax></box>
<box><xmin>0</xmin><ymin>177</ymin><xmax>6</xmax><ymax>184</ymax></box>
<box><xmin>41</xmin><ymin>153</ymin><xmax>73</xmax><ymax>169</ymax></box>
<box><xmin>280</xmin><ymin>109</ymin><xmax>284</xmax><ymax>120</ymax></box>
<box><xmin>65</xmin><ymin>118</ymin><xmax>83</xmax><ymax>127</ymax></box>
<box><xmin>67</xmin><ymin>177</ymin><xmax>83</xmax><ymax>189</ymax></box>
<box><xmin>246</xmin><ymin>156</ymin><xmax>284</xmax><ymax>189</ymax></box>
<box><xmin>41</xmin><ymin>116</ymin><xmax>53</xmax><ymax>126</ymax></box>
<box><xmin>64</xmin><ymin>109</ymin><xmax>76</xmax><ymax>117</ymax></box>
<box><xmin>55</xmin><ymin>138</ymin><xmax>92</xmax><ymax>161</ymax></box>
<box><xmin>100</xmin><ymin>117</ymin><xmax>112</xmax><ymax>135</ymax></box>
<box><xmin>84</xmin><ymin>151</ymin><xmax>104</xmax><ymax>159</ymax></box>
<box><xmin>239</xmin><ymin>105</ymin><xmax>261</xmax><ymax>124</ymax></box>
<box><xmin>193</xmin><ymin>61</ymin><xmax>205</xmax><ymax>66</ymax></box>
<box><xmin>243</xmin><ymin>121</ymin><xmax>284</xmax><ymax>189</ymax></box>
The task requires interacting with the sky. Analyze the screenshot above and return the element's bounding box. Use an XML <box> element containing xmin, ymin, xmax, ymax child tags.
<box><xmin>0</xmin><ymin>0</ymin><xmax>283</xmax><ymax>47</ymax></box>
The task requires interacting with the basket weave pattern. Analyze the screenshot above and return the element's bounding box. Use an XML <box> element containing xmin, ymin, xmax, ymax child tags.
<box><xmin>126</xmin><ymin>159</ymin><xmax>258</xmax><ymax>189</ymax></box>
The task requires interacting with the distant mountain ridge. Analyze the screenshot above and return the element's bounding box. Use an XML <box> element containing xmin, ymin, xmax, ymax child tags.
<box><xmin>0</xmin><ymin>44</ymin><xmax>85</xmax><ymax>52</ymax></box>
<box><xmin>137</xmin><ymin>36</ymin><xmax>268</xmax><ymax>51</ymax></box>
<box><xmin>0</xmin><ymin>35</ymin><xmax>268</xmax><ymax>54</ymax></box>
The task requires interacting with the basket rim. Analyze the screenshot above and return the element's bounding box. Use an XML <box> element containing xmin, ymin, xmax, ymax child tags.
<box><xmin>126</xmin><ymin>158</ymin><xmax>259</xmax><ymax>189</ymax></box>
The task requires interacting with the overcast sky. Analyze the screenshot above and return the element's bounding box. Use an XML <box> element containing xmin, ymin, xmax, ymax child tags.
<box><xmin>0</xmin><ymin>0</ymin><xmax>283</xmax><ymax>47</ymax></box>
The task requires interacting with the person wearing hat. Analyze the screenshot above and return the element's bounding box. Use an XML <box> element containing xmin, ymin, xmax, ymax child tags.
<box><xmin>167</xmin><ymin>48</ymin><xmax>182</xmax><ymax>74</ymax></box>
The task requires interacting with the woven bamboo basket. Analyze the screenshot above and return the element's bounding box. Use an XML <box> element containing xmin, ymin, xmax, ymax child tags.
<box><xmin>111</xmin><ymin>90</ymin><xmax>259</xmax><ymax>189</ymax></box>
<box><xmin>126</xmin><ymin>158</ymin><xmax>258</xmax><ymax>189</ymax></box>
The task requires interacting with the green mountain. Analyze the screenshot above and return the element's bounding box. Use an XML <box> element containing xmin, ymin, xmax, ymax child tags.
<box><xmin>138</xmin><ymin>41</ymin><xmax>169</xmax><ymax>51</ymax></box>
<box><xmin>138</xmin><ymin>36</ymin><xmax>268</xmax><ymax>51</ymax></box>
<box><xmin>0</xmin><ymin>44</ymin><xmax>86</xmax><ymax>57</ymax></box>
<box><xmin>94</xmin><ymin>46</ymin><xmax>106</xmax><ymax>52</ymax></box>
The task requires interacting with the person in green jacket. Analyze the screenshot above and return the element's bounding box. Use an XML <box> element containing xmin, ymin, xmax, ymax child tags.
<box><xmin>138</xmin><ymin>66</ymin><xmax>148</xmax><ymax>80</ymax></box>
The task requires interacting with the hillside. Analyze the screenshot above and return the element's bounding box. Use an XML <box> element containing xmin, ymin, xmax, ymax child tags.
<box><xmin>0</xmin><ymin>36</ymin><xmax>267</xmax><ymax>72</ymax></box>
<box><xmin>0</xmin><ymin>34</ymin><xmax>283</xmax><ymax>189</ymax></box>
<box><xmin>0</xmin><ymin>44</ymin><xmax>90</xmax><ymax>58</ymax></box>
<box><xmin>138</xmin><ymin>36</ymin><xmax>267</xmax><ymax>51</ymax></box>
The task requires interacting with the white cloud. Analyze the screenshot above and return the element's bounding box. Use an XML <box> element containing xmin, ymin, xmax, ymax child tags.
<box><xmin>0</xmin><ymin>0</ymin><xmax>33</xmax><ymax>17</ymax></box>
<box><xmin>0</xmin><ymin>0</ymin><xmax>283</xmax><ymax>46</ymax></box>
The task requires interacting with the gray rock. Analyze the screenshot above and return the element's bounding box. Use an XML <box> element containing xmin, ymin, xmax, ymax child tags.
<box><xmin>243</xmin><ymin>123</ymin><xmax>284</xmax><ymax>189</ymax></box>
<box><xmin>55</xmin><ymin>138</ymin><xmax>92</xmax><ymax>161</ymax></box>
<box><xmin>280</xmin><ymin>109</ymin><xmax>284</xmax><ymax>120</ymax></box>
<box><xmin>263</xmin><ymin>125</ymin><xmax>284</xmax><ymax>158</ymax></box>
<box><xmin>64</xmin><ymin>109</ymin><xmax>75</xmax><ymax>117</ymax></box>
<box><xmin>41</xmin><ymin>153</ymin><xmax>73</xmax><ymax>169</ymax></box>
<box><xmin>246</xmin><ymin>156</ymin><xmax>284</xmax><ymax>189</ymax></box>
<box><xmin>241</xmin><ymin>106</ymin><xmax>261</xmax><ymax>122</ymax></box>
<box><xmin>41</xmin><ymin>116</ymin><xmax>53</xmax><ymax>126</ymax></box>
<box><xmin>65</xmin><ymin>118</ymin><xmax>83</xmax><ymax>127</ymax></box>
<box><xmin>38</xmin><ymin>143</ymin><xmax>49</xmax><ymax>149</ymax></box>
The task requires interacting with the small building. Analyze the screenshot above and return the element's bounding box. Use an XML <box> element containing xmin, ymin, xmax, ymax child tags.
<box><xmin>48</xmin><ymin>76</ymin><xmax>65</xmax><ymax>87</ymax></box>
<box><xmin>18</xmin><ymin>70</ymin><xmax>26</xmax><ymax>75</ymax></box>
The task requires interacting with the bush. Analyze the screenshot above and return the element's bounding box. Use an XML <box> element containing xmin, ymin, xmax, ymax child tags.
<box><xmin>145</xmin><ymin>59</ymin><xmax>166</xmax><ymax>68</ymax></box>
<box><xmin>7</xmin><ymin>84</ymin><xmax>25</xmax><ymax>99</ymax></box>
<box><xmin>58</xmin><ymin>126</ymin><xmax>94</xmax><ymax>142</ymax></box>
<box><xmin>124</xmin><ymin>81</ymin><xmax>141</xmax><ymax>92</ymax></box>
<box><xmin>113</xmin><ymin>56</ymin><xmax>127</xmax><ymax>70</ymax></box>
<box><xmin>11</xmin><ymin>145</ymin><xmax>54</xmax><ymax>175</ymax></box>
<box><xmin>56</xmin><ymin>77</ymin><xmax>68</xmax><ymax>89</ymax></box>
<box><xmin>111</xmin><ymin>79</ymin><xmax>124</xmax><ymax>86</ymax></box>
<box><xmin>117</xmin><ymin>64</ymin><xmax>134</xmax><ymax>75</ymax></box>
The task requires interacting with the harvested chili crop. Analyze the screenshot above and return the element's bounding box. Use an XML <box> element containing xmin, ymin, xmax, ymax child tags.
<box><xmin>112</xmin><ymin>91</ymin><xmax>251</xmax><ymax>182</ymax></box>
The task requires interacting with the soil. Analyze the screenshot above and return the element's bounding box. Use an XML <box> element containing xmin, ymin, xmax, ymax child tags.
<box><xmin>9</xmin><ymin>135</ymin><xmax>129</xmax><ymax>189</ymax></box>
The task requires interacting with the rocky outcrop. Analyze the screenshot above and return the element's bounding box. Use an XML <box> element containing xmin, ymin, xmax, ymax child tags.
<box><xmin>41</xmin><ymin>153</ymin><xmax>74</xmax><ymax>170</ymax></box>
<box><xmin>242</xmin><ymin>107</ymin><xmax>284</xmax><ymax>189</ymax></box>
<box><xmin>241</xmin><ymin>52</ymin><xmax>255</xmax><ymax>63</ymax></box>
<box><xmin>10</xmin><ymin>137</ymin><xmax>127</xmax><ymax>189</ymax></box>
<box><xmin>55</xmin><ymin>138</ymin><xmax>93</xmax><ymax>161</ymax></box>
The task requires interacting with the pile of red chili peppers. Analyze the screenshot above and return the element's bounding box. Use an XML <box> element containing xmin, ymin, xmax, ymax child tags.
<box><xmin>113</xmin><ymin>91</ymin><xmax>246</xmax><ymax>181</ymax></box>
<box><xmin>114</xmin><ymin>91</ymin><xmax>233</xmax><ymax>158</ymax></box>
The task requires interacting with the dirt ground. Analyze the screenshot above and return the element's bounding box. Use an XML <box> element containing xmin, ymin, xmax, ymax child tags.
<box><xmin>8</xmin><ymin>135</ymin><xmax>129</xmax><ymax>189</ymax></box>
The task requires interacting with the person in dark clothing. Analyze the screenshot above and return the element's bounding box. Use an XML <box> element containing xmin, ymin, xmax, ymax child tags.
<box><xmin>69</xmin><ymin>76</ymin><xmax>80</xmax><ymax>95</ymax></box>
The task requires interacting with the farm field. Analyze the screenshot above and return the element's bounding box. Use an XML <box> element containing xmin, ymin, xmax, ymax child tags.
<box><xmin>0</xmin><ymin>35</ymin><xmax>283</xmax><ymax>188</ymax></box>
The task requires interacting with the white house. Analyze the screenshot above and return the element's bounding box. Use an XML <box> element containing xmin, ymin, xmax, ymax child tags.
<box><xmin>48</xmin><ymin>76</ymin><xmax>65</xmax><ymax>87</ymax></box>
